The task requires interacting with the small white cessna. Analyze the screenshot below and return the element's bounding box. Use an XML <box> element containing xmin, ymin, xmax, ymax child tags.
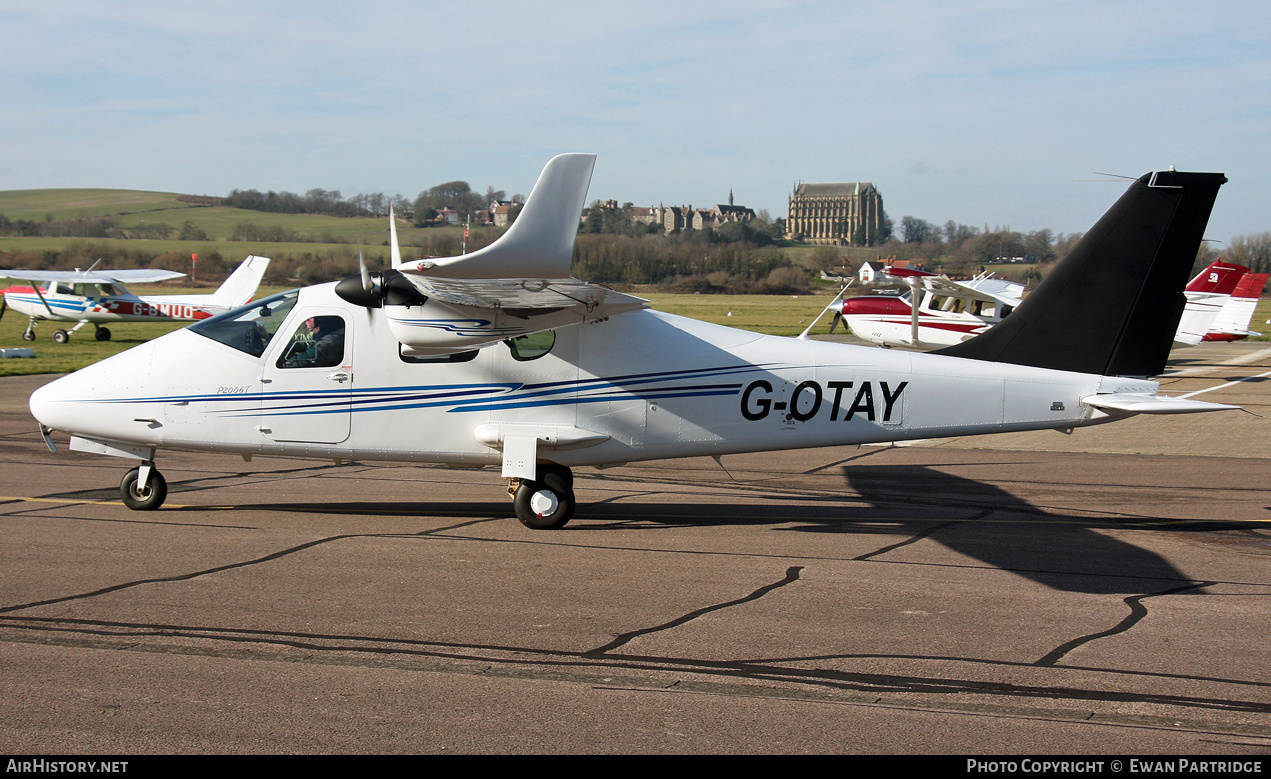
<box><xmin>30</xmin><ymin>155</ymin><xmax>1234</xmax><ymax>529</ymax></box>
<box><xmin>1</xmin><ymin>254</ymin><xmax>270</xmax><ymax>343</ymax></box>
<box><xmin>833</xmin><ymin>268</ymin><xmax>1025</xmax><ymax>348</ymax></box>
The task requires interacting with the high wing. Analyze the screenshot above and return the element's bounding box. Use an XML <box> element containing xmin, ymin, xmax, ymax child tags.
<box><xmin>917</xmin><ymin>274</ymin><xmax>1021</xmax><ymax>306</ymax></box>
<box><xmin>337</xmin><ymin>153</ymin><xmax>647</xmax><ymax>353</ymax></box>
<box><xmin>398</xmin><ymin>275</ymin><xmax>645</xmax><ymax>315</ymax></box>
<box><xmin>887</xmin><ymin>267</ymin><xmax>1023</xmax><ymax>306</ymax></box>
<box><xmin>0</xmin><ymin>268</ymin><xmax>186</xmax><ymax>285</ymax></box>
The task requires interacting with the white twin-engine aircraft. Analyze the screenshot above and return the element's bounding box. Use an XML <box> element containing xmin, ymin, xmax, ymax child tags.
<box><xmin>1</xmin><ymin>254</ymin><xmax>270</xmax><ymax>343</ymax></box>
<box><xmin>30</xmin><ymin>155</ymin><xmax>1235</xmax><ymax>529</ymax></box>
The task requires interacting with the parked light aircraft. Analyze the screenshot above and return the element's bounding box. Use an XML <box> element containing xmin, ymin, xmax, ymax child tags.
<box><xmin>1</xmin><ymin>255</ymin><xmax>270</xmax><ymax>343</ymax></box>
<box><xmin>837</xmin><ymin>259</ymin><xmax>1265</xmax><ymax>350</ymax></box>
<box><xmin>1179</xmin><ymin>263</ymin><xmax>1267</xmax><ymax>343</ymax></box>
<box><xmin>833</xmin><ymin>269</ymin><xmax>1025</xmax><ymax>348</ymax></box>
<box><xmin>29</xmin><ymin>155</ymin><xmax>1235</xmax><ymax>529</ymax></box>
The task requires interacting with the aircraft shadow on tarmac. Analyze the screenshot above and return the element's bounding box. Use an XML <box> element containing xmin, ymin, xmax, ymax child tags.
<box><xmin>190</xmin><ymin>461</ymin><xmax>1225</xmax><ymax>598</ymax></box>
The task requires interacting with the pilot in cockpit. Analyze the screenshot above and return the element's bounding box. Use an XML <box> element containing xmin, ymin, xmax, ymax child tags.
<box><xmin>280</xmin><ymin>315</ymin><xmax>345</xmax><ymax>368</ymax></box>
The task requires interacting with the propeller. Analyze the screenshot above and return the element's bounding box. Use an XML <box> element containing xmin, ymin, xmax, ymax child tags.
<box><xmin>336</xmin><ymin>265</ymin><xmax>425</xmax><ymax>309</ymax></box>
<box><xmin>0</xmin><ymin>295</ymin><xmax>6</xmax><ymax>323</ymax></box>
<box><xmin>828</xmin><ymin>311</ymin><xmax>841</xmax><ymax>334</ymax></box>
<box><xmin>335</xmin><ymin>229</ymin><xmax>427</xmax><ymax>310</ymax></box>
<box><xmin>797</xmin><ymin>281</ymin><xmax>852</xmax><ymax>341</ymax></box>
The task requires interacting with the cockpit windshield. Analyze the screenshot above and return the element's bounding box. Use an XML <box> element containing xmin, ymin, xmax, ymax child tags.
<box><xmin>188</xmin><ymin>290</ymin><xmax>299</xmax><ymax>357</ymax></box>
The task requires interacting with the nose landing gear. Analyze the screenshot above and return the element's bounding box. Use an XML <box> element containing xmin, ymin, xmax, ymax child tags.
<box><xmin>120</xmin><ymin>463</ymin><xmax>167</xmax><ymax>511</ymax></box>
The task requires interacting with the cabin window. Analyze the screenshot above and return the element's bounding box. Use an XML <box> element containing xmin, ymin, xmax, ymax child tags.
<box><xmin>189</xmin><ymin>290</ymin><xmax>299</xmax><ymax>357</ymax></box>
<box><xmin>400</xmin><ymin>348</ymin><xmax>478</xmax><ymax>364</ymax></box>
<box><xmin>277</xmin><ymin>315</ymin><xmax>347</xmax><ymax>369</ymax></box>
<box><xmin>505</xmin><ymin>330</ymin><xmax>555</xmax><ymax>361</ymax></box>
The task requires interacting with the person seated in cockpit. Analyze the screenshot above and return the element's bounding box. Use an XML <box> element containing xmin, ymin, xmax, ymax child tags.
<box><xmin>280</xmin><ymin>315</ymin><xmax>345</xmax><ymax>368</ymax></box>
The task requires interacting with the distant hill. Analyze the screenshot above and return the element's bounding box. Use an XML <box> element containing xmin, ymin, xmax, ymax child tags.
<box><xmin>0</xmin><ymin>189</ymin><xmax>196</xmax><ymax>221</ymax></box>
<box><xmin>0</xmin><ymin>188</ymin><xmax>400</xmax><ymax>243</ymax></box>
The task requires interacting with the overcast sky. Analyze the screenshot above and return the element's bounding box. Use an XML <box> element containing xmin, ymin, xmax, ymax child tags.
<box><xmin>3</xmin><ymin>1</ymin><xmax>1268</xmax><ymax>244</ymax></box>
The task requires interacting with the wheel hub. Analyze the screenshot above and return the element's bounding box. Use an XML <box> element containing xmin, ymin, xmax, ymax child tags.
<box><xmin>529</xmin><ymin>489</ymin><xmax>558</xmax><ymax>517</ymax></box>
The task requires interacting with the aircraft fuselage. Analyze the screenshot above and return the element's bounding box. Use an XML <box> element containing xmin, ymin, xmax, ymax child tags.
<box><xmin>2</xmin><ymin>286</ymin><xmax>217</xmax><ymax>323</ymax></box>
<box><xmin>31</xmin><ymin>283</ymin><xmax>1151</xmax><ymax>469</ymax></box>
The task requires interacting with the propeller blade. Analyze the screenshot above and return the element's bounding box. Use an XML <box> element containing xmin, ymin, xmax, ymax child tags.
<box><xmin>829</xmin><ymin>312</ymin><xmax>841</xmax><ymax>334</ymax></box>
<box><xmin>0</xmin><ymin>295</ymin><xmax>6</xmax><ymax>322</ymax></box>
<box><xmin>389</xmin><ymin>204</ymin><xmax>403</xmax><ymax>269</ymax></box>
<box><xmin>359</xmin><ymin>248</ymin><xmax>372</xmax><ymax>294</ymax></box>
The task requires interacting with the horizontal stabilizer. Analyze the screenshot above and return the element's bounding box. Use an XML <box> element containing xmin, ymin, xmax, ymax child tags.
<box><xmin>1082</xmin><ymin>393</ymin><xmax>1239</xmax><ymax>415</ymax></box>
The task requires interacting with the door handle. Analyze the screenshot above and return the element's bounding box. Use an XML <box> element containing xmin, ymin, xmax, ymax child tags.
<box><xmin>326</xmin><ymin>372</ymin><xmax>350</xmax><ymax>383</ymax></box>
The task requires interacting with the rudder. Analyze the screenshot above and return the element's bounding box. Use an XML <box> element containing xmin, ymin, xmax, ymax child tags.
<box><xmin>936</xmin><ymin>171</ymin><xmax>1226</xmax><ymax>376</ymax></box>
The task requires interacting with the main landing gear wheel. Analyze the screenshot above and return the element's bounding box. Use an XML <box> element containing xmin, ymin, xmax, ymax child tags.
<box><xmin>512</xmin><ymin>465</ymin><xmax>575</xmax><ymax>530</ymax></box>
<box><xmin>52</xmin><ymin>329</ymin><xmax>69</xmax><ymax>344</ymax></box>
<box><xmin>95</xmin><ymin>327</ymin><xmax>111</xmax><ymax>341</ymax></box>
<box><xmin>120</xmin><ymin>466</ymin><xmax>167</xmax><ymax>511</ymax></box>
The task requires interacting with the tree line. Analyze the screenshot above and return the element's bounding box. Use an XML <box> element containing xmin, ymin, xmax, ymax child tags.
<box><xmin>0</xmin><ymin>214</ymin><xmax>210</xmax><ymax>241</ymax></box>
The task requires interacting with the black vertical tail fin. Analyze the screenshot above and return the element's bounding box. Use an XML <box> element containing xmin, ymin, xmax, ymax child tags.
<box><xmin>936</xmin><ymin>171</ymin><xmax>1226</xmax><ymax>376</ymax></box>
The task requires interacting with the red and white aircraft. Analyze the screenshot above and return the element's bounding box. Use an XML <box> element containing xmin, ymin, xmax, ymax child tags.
<box><xmin>1</xmin><ymin>255</ymin><xmax>270</xmax><ymax>343</ymax></box>
<box><xmin>835</xmin><ymin>260</ymin><xmax>1265</xmax><ymax>350</ymax></box>
<box><xmin>832</xmin><ymin>268</ymin><xmax>1025</xmax><ymax>348</ymax></box>
<box><xmin>1176</xmin><ymin>261</ymin><xmax>1267</xmax><ymax>344</ymax></box>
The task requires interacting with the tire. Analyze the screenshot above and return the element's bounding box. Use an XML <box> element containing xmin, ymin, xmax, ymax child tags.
<box><xmin>513</xmin><ymin>477</ymin><xmax>575</xmax><ymax>530</ymax></box>
<box><xmin>21</xmin><ymin>331</ymin><xmax>35</xmax><ymax>342</ymax></box>
<box><xmin>95</xmin><ymin>327</ymin><xmax>111</xmax><ymax>341</ymax></box>
<box><xmin>120</xmin><ymin>467</ymin><xmax>167</xmax><ymax>511</ymax></box>
<box><xmin>52</xmin><ymin>330</ymin><xmax>69</xmax><ymax>344</ymax></box>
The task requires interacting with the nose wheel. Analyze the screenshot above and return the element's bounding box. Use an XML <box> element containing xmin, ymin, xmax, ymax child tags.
<box><xmin>120</xmin><ymin>464</ymin><xmax>167</xmax><ymax>511</ymax></box>
<box><xmin>511</xmin><ymin>464</ymin><xmax>575</xmax><ymax>529</ymax></box>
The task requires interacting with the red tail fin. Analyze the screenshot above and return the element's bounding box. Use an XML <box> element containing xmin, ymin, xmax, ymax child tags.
<box><xmin>1185</xmin><ymin>261</ymin><xmax>1248</xmax><ymax>294</ymax></box>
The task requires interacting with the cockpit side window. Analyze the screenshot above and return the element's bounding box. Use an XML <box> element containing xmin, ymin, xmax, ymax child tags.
<box><xmin>189</xmin><ymin>290</ymin><xmax>299</xmax><ymax>357</ymax></box>
<box><xmin>277</xmin><ymin>315</ymin><xmax>347</xmax><ymax>369</ymax></box>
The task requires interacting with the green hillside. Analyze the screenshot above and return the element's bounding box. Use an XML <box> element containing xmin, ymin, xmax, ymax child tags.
<box><xmin>0</xmin><ymin>188</ymin><xmax>483</xmax><ymax>283</ymax></box>
<box><xmin>0</xmin><ymin>187</ymin><xmax>431</xmax><ymax>243</ymax></box>
<box><xmin>0</xmin><ymin>188</ymin><xmax>192</xmax><ymax>220</ymax></box>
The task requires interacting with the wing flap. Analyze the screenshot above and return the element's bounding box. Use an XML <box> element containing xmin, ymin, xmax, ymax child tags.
<box><xmin>398</xmin><ymin>271</ymin><xmax>647</xmax><ymax>316</ymax></box>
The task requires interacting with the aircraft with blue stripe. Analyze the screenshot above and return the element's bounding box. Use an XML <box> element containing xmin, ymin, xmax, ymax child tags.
<box><xmin>30</xmin><ymin>154</ymin><xmax>1237</xmax><ymax>528</ymax></box>
<box><xmin>2</xmin><ymin>255</ymin><xmax>269</xmax><ymax>343</ymax></box>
